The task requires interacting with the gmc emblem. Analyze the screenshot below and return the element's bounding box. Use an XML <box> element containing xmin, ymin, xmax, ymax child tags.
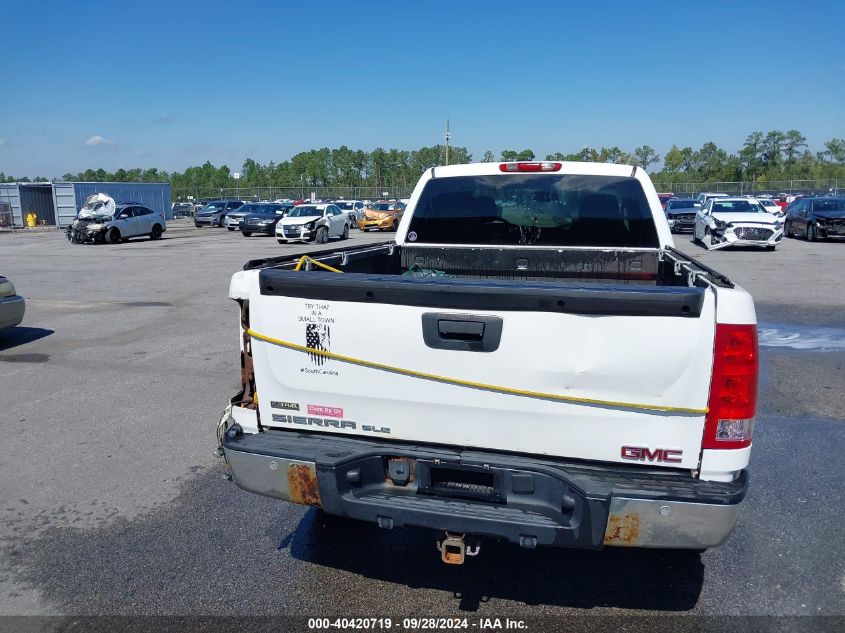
<box><xmin>621</xmin><ymin>446</ymin><xmax>683</xmax><ymax>463</ymax></box>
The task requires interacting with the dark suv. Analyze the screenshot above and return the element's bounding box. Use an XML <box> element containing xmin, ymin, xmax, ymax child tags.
<box><xmin>194</xmin><ymin>200</ymin><xmax>245</xmax><ymax>227</ymax></box>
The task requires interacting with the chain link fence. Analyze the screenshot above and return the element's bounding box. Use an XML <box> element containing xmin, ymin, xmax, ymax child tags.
<box><xmin>651</xmin><ymin>179</ymin><xmax>844</xmax><ymax>196</ymax></box>
<box><xmin>172</xmin><ymin>186</ymin><xmax>416</xmax><ymax>203</ymax></box>
<box><xmin>175</xmin><ymin>180</ymin><xmax>845</xmax><ymax>203</ymax></box>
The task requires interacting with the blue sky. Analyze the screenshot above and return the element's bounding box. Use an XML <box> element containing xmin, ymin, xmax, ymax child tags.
<box><xmin>1</xmin><ymin>0</ymin><xmax>843</xmax><ymax>177</ymax></box>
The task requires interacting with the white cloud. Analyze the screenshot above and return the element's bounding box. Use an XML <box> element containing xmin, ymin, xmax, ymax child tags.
<box><xmin>157</xmin><ymin>112</ymin><xmax>173</xmax><ymax>123</ymax></box>
<box><xmin>0</xmin><ymin>138</ymin><xmax>6</xmax><ymax>147</ymax></box>
<box><xmin>135</xmin><ymin>149</ymin><xmax>148</xmax><ymax>157</ymax></box>
<box><xmin>85</xmin><ymin>135</ymin><xmax>112</xmax><ymax>146</ymax></box>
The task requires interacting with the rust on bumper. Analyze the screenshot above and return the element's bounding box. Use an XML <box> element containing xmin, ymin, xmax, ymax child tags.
<box><xmin>287</xmin><ymin>462</ymin><xmax>322</xmax><ymax>506</ymax></box>
<box><xmin>603</xmin><ymin>497</ymin><xmax>743</xmax><ymax>549</ymax></box>
<box><xmin>603</xmin><ymin>512</ymin><xmax>642</xmax><ymax>546</ymax></box>
<box><xmin>223</xmin><ymin>449</ymin><xmax>323</xmax><ymax>508</ymax></box>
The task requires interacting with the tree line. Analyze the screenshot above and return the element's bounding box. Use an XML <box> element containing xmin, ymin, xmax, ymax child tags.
<box><xmin>2</xmin><ymin>131</ymin><xmax>844</xmax><ymax>195</ymax></box>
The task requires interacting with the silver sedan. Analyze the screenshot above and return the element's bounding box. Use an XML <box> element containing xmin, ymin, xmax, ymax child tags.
<box><xmin>0</xmin><ymin>275</ymin><xmax>25</xmax><ymax>331</ymax></box>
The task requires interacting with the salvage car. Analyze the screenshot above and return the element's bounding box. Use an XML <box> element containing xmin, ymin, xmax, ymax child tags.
<box><xmin>195</xmin><ymin>200</ymin><xmax>244</xmax><ymax>227</ymax></box>
<box><xmin>332</xmin><ymin>200</ymin><xmax>365</xmax><ymax>227</ymax></box>
<box><xmin>693</xmin><ymin>197</ymin><xmax>783</xmax><ymax>250</ymax></box>
<box><xmin>218</xmin><ymin>160</ymin><xmax>759</xmax><ymax>563</ymax></box>
<box><xmin>226</xmin><ymin>202</ymin><xmax>291</xmax><ymax>232</ymax></box>
<box><xmin>67</xmin><ymin>194</ymin><xmax>166</xmax><ymax>244</ymax></box>
<box><xmin>657</xmin><ymin>192</ymin><xmax>675</xmax><ymax>210</ymax></box>
<box><xmin>665</xmin><ymin>198</ymin><xmax>700</xmax><ymax>233</ymax></box>
<box><xmin>696</xmin><ymin>192</ymin><xmax>729</xmax><ymax>207</ymax></box>
<box><xmin>223</xmin><ymin>206</ymin><xmax>253</xmax><ymax>231</ymax></box>
<box><xmin>275</xmin><ymin>203</ymin><xmax>350</xmax><ymax>243</ymax></box>
<box><xmin>0</xmin><ymin>275</ymin><xmax>25</xmax><ymax>331</ymax></box>
<box><xmin>171</xmin><ymin>202</ymin><xmax>195</xmax><ymax>218</ymax></box>
<box><xmin>357</xmin><ymin>200</ymin><xmax>406</xmax><ymax>231</ymax></box>
<box><xmin>755</xmin><ymin>196</ymin><xmax>784</xmax><ymax>218</ymax></box>
<box><xmin>785</xmin><ymin>197</ymin><xmax>845</xmax><ymax>241</ymax></box>
<box><xmin>238</xmin><ymin>203</ymin><xmax>291</xmax><ymax>237</ymax></box>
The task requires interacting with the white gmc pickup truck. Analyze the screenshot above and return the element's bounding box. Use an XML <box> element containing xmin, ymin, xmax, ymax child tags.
<box><xmin>218</xmin><ymin>161</ymin><xmax>757</xmax><ymax>563</ymax></box>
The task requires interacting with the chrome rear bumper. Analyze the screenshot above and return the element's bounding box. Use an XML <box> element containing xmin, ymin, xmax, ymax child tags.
<box><xmin>221</xmin><ymin>429</ymin><xmax>747</xmax><ymax>551</ymax></box>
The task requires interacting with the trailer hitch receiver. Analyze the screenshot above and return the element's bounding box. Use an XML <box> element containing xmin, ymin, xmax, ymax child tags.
<box><xmin>436</xmin><ymin>532</ymin><xmax>480</xmax><ymax>565</ymax></box>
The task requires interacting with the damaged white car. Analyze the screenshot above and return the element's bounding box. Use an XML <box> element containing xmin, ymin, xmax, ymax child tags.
<box><xmin>275</xmin><ymin>203</ymin><xmax>349</xmax><ymax>244</ymax></box>
<box><xmin>693</xmin><ymin>196</ymin><xmax>783</xmax><ymax>251</ymax></box>
<box><xmin>67</xmin><ymin>194</ymin><xmax>166</xmax><ymax>244</ymax></box>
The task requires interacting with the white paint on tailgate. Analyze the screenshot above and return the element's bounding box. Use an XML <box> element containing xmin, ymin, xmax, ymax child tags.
<box><xmin>229</xmin><ymin>269</ymin><xmax>257</xmax><ymax>301</ymax></box>
<box><xmin>714</xmin><ymin>284</ymin><xmax>756</xmax><ymax>325</ymax></box>
<box><xmin>246</xmin><ymin>278</ymin><xmax>717</xmax><ymax>469</ymax></box>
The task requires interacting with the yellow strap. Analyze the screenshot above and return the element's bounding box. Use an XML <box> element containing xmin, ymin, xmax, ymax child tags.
<box><xmin>293</xmin><ymin>255</ymin><xmax>342</xmax><ymax>273</ymax></box>
<box><xmin>247</xmin><ymin>328</ymin><xmax>708</xmax><ymax>415</ymax></box>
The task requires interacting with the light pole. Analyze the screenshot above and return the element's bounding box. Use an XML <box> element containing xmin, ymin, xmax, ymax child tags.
<box><xmin>233</xmin><ymin>172</ymin><xmax>241</xmax><ymax>200</ymax></box>
<box><xmin>444</xmin><ymin>119</ymin><xmax>451</xmax><ymax>166</ymax></box>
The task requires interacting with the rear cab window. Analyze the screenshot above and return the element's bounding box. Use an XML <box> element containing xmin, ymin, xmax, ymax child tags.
<box><xmin>407</xmin><ymin>174</ymin><xmax>659</xmax><ymax>247</ymax></box>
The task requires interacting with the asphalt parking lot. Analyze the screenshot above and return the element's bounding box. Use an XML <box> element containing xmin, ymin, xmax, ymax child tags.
<box><xmin>0</xmin><ymin>223</ymin><xmax>843</xmax><ymax>623</ymax></box>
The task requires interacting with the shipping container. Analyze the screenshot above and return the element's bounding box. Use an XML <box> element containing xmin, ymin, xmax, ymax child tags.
<box><xmin>0</xmin><ymin>182</ymin><xmax>172</xmax><ymax>227</ymax></box>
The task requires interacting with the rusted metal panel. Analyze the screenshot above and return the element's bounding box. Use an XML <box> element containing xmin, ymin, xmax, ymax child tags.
<box><xmin>234</xmin><ymin>301</ymin><xmax>257</xmax><ymax>409</ymax></box>
<box><xmin>603</xmin><ymin>512</ymin><xmax>642</xmax><ymax>546</ymax></box>
<box><xmin>287</xmin><ymin>462</ymin><xmax>322</xmax><ymax>506</ymax></box>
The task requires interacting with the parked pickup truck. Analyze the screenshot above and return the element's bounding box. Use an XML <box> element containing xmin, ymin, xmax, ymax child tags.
<box><xmin>218</xmin><ymin>161</ymin><xmax>757</xmax><ymax>563</ymax></box>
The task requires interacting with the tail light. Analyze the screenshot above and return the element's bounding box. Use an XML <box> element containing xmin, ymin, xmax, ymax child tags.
<box><xmin>499</xmin><ymin>162</ymin><xmax>562</xmax><ymax>172</ymax></box>
<box><xmin>702</xmin><ymin>324</ymin><xmax>758</xmax><ymax>450</ymax></box>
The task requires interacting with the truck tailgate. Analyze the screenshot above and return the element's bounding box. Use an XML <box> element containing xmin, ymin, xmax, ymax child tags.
<box><xmin>242</xmin><ymin>270</ymin><xmax>716</xmax><ymax>470</ymax></box>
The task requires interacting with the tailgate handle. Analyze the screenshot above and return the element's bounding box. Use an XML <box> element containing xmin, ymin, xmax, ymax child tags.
<box><xmin>422</xmin><ymin>313</ymin><xmax>503</xmax><ymax>352</ymax></box>
<box><xmin>438</xmin><ymin>319</ymin><xmax>485</xmax><ymax>341</ymax></box>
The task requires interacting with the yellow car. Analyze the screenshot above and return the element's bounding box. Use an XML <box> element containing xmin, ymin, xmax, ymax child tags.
<box><xmin>357</xmin><ymin>201</ymin><xmax>406</xmax><ymax>231</ymax></box>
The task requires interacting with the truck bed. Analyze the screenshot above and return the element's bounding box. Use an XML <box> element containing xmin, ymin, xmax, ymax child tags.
<box><xmin>245</xmin><ymin>242</ymin><xmax>729</xmax><ymax>319</ymax></box>
<box><xmin>245</xmin><ymin>241</ymin><xmax>731</xmax><ymax>288</ymax></box>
